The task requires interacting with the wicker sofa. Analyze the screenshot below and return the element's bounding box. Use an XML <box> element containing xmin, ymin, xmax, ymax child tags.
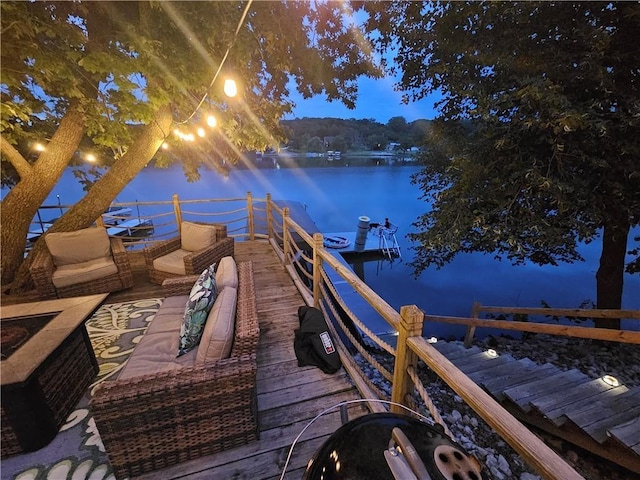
<box><xmin>91</xmin><ymin>259</ymin><xmax>260</xmax><ymax>479</ymax></box>
<box><xmin>144</xmin><ymin>221</ymin><xmax>234</xmax><ymax>285</ymax></box>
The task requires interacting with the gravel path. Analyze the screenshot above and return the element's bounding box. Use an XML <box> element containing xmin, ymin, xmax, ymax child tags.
<box><xmin>354</xmin><ymin>334</ymin><xmax>639</xmax><ymax>480</ymax></box>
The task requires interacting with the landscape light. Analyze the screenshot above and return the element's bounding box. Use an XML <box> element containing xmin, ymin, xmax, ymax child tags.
<box><xmin>602</xmin><ymin>375</ymin><xmax>620</xmax><ymax>387</ymax></box>
<box><xmin>486</xmin><ymin>349</ymin><xmax>498</xmax><ymax>358</ymax></box>
<box><xmin>427</xmin><ymin>336</ymin><xmax>438</xmax><ymax>344</ymax></box>
<box><xmin>224</xmin><ymin>78</ymin><xmax>238</xmax><ymax>97</ymax></box>
<box><xmin>207</xmin><ymin>115</ymin><xmax>217</xmax><ymax>127</ymax></box>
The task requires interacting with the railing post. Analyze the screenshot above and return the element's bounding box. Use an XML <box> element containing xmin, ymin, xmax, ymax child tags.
<box><xmin>172</xmin><ymin>194</ymin><xmax>182</xmax><ymax>233</ymax></box>
<box><xmin>312</xmin><ymin>233</ymin><xmax>324</xmax><ymax>308</ymax></box>
<box><xmin>246</xmin><ymin>191</ymin><xmax>254</xmax><ymax>241</ymax></box>
<box><xmin>266</xmin><ymin>193</ymin><xmax>274</xmax><ymax>240</ymax></box>
<box><xmin>282</xmin><ymin>207</ymin><xmax>290</xmax><ymax>267</ymax></box>
<box><xmin>464</xmin><ymin>301</ymin><xmax>480</xmax><ymax>347</ymax></box>
<box><xmin>390</xmin><ymin>305</ymin><xmax>424</xmax><ymax>414</ymax></box>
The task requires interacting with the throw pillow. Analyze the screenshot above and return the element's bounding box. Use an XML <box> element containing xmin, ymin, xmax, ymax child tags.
<box><xmin>177</xmin><ymin>264</ymin><xmax>218</xmax><ymax>356</ymax></box>
<box><xmin>181</xmin><ymin>221</ymin><xmax>218</xmax><ymax>252</ymax></box>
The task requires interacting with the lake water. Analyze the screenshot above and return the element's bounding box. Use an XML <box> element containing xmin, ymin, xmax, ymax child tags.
<box><xmin>8</xmin><ymin>160</ymin><xmax>640</xmax><ymax>337</ymax></box>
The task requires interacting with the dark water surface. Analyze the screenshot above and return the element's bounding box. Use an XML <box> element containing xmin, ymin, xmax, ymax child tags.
<box><xmin>15</xmin><ymin>162</ymin><xmax>640</xmax><ymax>337</ymax></box>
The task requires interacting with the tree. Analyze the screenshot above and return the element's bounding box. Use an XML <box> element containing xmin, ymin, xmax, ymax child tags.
<box><xmin>360</xmin><ymin>1</ymin><xmax>640</xmax><ymax>328</ymax></box>
<box><xmin>1</xmin><ymin>1</ymin><xmax>381</xmax><ymax>289</ymax></box>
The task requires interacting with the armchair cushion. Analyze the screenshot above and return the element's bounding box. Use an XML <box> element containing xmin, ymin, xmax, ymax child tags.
<box><xmin>181</xmin><ymin>221</ymin><xmax>218</xmax><ymax>252</ymax></box>
<box><xmin>215</xmin><ymin>256</ymin><xmax>238</xmax><ymax>290</ymax></box>
<box><xmin>45</xmin><ymin>227</ymin><xmax>111</xmax><ymax>266</ymax></box>
<box><xmin>152</xmin><ymin>248</ymin><xmax>190</xmax><ymax>275</ymax></box>
<box><xmin>178</xmin><ymin>265</ymin><xmax>218</xmax><ymax>356</ymax></box>
<box><xmin>196</xmin><ymin>286</ymin><xmax>237</xmax><ymax>364</ymax></box>
<box><xmin>51</xmin><ymin>256</ymin><xmax>118</xmax><ymax>288</ymax></box>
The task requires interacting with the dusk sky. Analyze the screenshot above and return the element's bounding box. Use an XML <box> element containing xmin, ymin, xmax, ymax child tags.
<box><xmin>286</xmin><ymin>74</ymin><xmax>442</xmax><ymax>124</ymax></box>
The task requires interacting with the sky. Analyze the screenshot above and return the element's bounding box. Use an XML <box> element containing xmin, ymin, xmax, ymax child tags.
<box><xmin>285</xmin><ymin>75</ymin><xmax>442</xmax><ymax>125</ymax></box>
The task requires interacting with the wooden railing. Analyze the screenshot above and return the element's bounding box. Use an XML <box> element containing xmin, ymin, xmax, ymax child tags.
<box><xmin>32</xmin><ymin>192</ymin><xmax>640</xmax><ymax>479</ymax></box>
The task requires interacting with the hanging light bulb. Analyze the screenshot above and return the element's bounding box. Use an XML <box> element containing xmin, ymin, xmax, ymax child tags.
<box><xmin>207</xmin><ymin>115</ymin><xmax>217</xmax><ymax>127</ymax></box>
<box><xmin>224</xmin><ymin>78</ymin><xmax>238</xmax><ymax>97</ymax></box>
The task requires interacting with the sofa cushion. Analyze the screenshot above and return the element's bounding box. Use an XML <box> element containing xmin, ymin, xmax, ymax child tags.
<box><xmin>152</xmin><ymin>249</ymin><xmax>189</xmax><ymax>275</ymax></box>
<box><xmin>45</xmin><ymin>227</ymin><xmax>111</xmax><ymax>266</ymax></box>
<box><xmin>144</xmin><ymin>295</ymin><xmax>189</xmax><ymax>335</ymax></box>
<box><xmin>181</xmin><ymin>222</ymin><xmax>218</xmax><ymax>252</ymax></box>
<box><xmin>178</xmin><ymin>265</ymin><xmax>218</xmax><ymax>356</ymax></box>
<box><xmin>51</xmin><ymin>256</ymin><xmax>118</xmax><ymax>288</ymax></box>
<box><xmin>196</xmin><ymin>286</ymin><xmax>237</xmax><ymax>364</ymax></box>
<box><xmin>215</xmin><ymin>256</ymin><xmax>238</xmax><ymax>290</ymax></box>
<box><xmin>118</xmin><ymin>330</ymin><xmax>197</xmax><ymax>380</ymax></box>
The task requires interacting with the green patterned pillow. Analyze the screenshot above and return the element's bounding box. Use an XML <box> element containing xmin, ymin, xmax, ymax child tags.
<box><xmin>178</xmin><ymin>264</ymin><xmax>218</xmax><ymax>356</ymax></box>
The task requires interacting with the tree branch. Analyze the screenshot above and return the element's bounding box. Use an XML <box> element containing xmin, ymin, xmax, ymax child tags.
<box><xmin>0</xmin><ymin>135</ymin><xmax>33</xmax><ymax>178</ymax></box>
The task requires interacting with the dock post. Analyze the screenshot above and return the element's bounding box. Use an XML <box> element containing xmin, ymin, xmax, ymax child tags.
<box><xmin>172</xmin><ymin>194</ymin><xmax>182</xmax><ymax>233</ymax></box>
<box><xmin>390</xmin><ymin>305</ymin><xmax>424</xmax><ymax>414</ymax></box>
<box><xmin>463</xmin><ymin>301</ymin><xmax>480</xmax><ymax>347</ymax></box>
<box><xmin>312</xmin><ymin>233</ymin><xmax>324</xmax><ymax>308</ymax></box>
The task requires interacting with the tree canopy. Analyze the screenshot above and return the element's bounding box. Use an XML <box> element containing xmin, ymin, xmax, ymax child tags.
<box><xmin>360</xmin><ymin>1</ymin><xmax>640</xmax><ymax>324</ymax></box>
<box><xmin>1</xmin><ymin>0</ymin><xmax>381</xmax><ymax>286</ymax></box>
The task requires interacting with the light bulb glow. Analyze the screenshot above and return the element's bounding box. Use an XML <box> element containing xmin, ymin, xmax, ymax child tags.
<box><xmin>602</xmin><ymin>375</ymin><xmax>620</xmax><ymax>387</ymax></box>
<box><xmin>197</xmin><ymin>127</ymin><xmax>205</xmax><ymax>138</ymax></box>
<box><xmin>224</xmin><ymin>78</ymin><xmax>238</xmax><ymax>97</ymax></box>
<box><xmin>161</xmin><ymin>142</ymin><xmax>169</xmax><ymax>150</ymax></box>
<box><xmin>486</xmin><ymin>349</ymin><xmax>498</xmax><ymax>358</ymax></box>
<box><xmin>185</xmin><ymin>133</ymin><xmax>195</xmax><ymax>142</ymax></box>
<box><xmin>85</xmin><ymin>153</ymin><xmax>96</xmax><ymax>162</ymax></box>
<box><xmin>207</xmin><ymin>115</ymin><xmax>217</xmax><ymax>127</ymax></box>
<box><xmin>34</xmin><ymin>143</ymin><xmax>46</xmax><ymax>152</ymax></box>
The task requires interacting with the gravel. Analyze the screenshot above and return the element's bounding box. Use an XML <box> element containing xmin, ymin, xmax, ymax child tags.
<box><xmin>353</xmin><ymin>333</ymin><xmax>639</xmax><ymax>480</ymax></box>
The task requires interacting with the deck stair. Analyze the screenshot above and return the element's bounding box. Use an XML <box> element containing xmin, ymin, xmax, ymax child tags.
<box><xmin>432</xmin><ymin>341</ymin><xmax>640</xmax><ymax>474</ymax></box>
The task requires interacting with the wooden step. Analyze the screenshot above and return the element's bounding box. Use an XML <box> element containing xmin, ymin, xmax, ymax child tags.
<box><xmin>545</xmin><ymin>385</ymin><xmax>630</xmax><ymax>426</ymax></box>
<box><xmin>468</xmin><ymin>357</ymin><xmax>537</xmax><ymax>384</ymax></box>
<box><xmin>607</xmin><ymin>417</ymin><xmax>640</xmax><ymax>455</ymax></box>
<box><xmin>457</xmin><ymin>353</ymin><xmax>517</xmax><ymax>375</ymax></box>
<box><xmin>482</xmin><ymin>363</ymin><xmax>560</xmax><ymax>400</ymax></box>
<box><xmin>502</xmin><ymin>369</ymin><xmax>592</xmax><ymax>412</ymax></box>
<box><xmin>529</xmin><ymin>378</ymin><xmax>621</xmax><ymax>415</ymax></box>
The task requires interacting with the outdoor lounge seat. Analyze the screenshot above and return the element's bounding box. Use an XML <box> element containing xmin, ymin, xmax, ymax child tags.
<box><xmin>144</xmin><ymin>221</ymin><xmax>234</xmax><ymax>285</ymax></box>
<box><xmin>29</xmin><ymin>226</ymin><xmax>133</xmax><ymax>300</ymax></box>
<box><xmin>92</xmin><ymin>259</ymin><xmax>259</xmax><ymax>479</ymax></box>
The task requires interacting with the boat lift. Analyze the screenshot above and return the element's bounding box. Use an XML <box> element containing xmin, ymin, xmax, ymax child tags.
<box><xmin>370</xmin><ymin>219</ymin><xmax>401</xmax><ymax>260</ymax></box>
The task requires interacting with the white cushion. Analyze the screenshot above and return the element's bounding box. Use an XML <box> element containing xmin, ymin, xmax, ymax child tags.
<box><xmin>181</xmin><ymin>222</ymin><xmax>218</xmax><ymax>252</ymax></box>
<box><xmin>51</xmin><ymin>256</ymin><xmax>117</xmax><ymax>288</ymax></box>
<box><xmin>215</xmin><ymin>256</ymin><xmax>238</xmax><ymax>290</ymax></box>
<box><xmin>152</xmin><ymin>249</ymin><xmax>189</xmax><ymax>275</ymax></box>
<box><xmin>45</xmin><ymin>227</ymin><xmax>111</xmax><ymax>266</ymax></box>
<box><xmin>196</xmin><ymin>286</ymin><xmax>237</xmax><ymax>364</ymax></box>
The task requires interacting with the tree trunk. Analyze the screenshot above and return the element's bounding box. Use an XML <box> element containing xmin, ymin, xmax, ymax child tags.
<box><xmin>595</xmin><ymin>215</ymin><xmax>630</xmax><ymax>329</ymax></box>
<box><xmin>0</xmin><ymin>105</ymin><xmax>86</xmax><ymax>287</ymax></box>
<box><xmin>11</xmin><ymin>105</ymin><xmax>173</xmax><ymax>292</ymax></box>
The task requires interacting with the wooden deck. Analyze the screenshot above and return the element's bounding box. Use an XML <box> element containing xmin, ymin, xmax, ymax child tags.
<box><xmin>130</xmin><ymin>240</ymin><xmax>368</xmax><ymax>479</ymax></box>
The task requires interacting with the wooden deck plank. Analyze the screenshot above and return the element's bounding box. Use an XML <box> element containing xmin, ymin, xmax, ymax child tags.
<box><xmin>481</xmin><ymin>364</ymin><xmax>559</xmax><ymax>399</ymax></box>
<box><xmin>467</xmin><ymin>357</ymin><xmax>537</xmax><ymax>383</ymax></box>
<box><xmin>545</xmin><ymin>385</ymin><xmax>630</xmax><ymax>426</ymax></box>
<box><xmin>458</xmin><ymin>354</ymin><xmax>517</xmax><ymax>374</ymax></box>
<box><xmin>503</xmin><ymin>369</ymin><xmax>592</xmax><ymax>411</ymax></box>
<box><xmin>529</xmin><ymin>378</ymin><xmax>621</xmax><ymax>414</ymax></box>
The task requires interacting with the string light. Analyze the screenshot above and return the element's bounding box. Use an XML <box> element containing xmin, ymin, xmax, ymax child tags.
<box><xmin>197</xmin><ymin>127</ymin><xmax>206</xmax><ymax>138</ymax></box>
<box><xmin>85</xmin><ymin>153</ymin><xmax>96</xmax><ymax>162</ymax></box>
<box><xmin>223</xmin><ymin>78</ymin><xmax>238</xmax><ymax>97</ymax></box>
<box><xmin>34</xmin><ymin>143</ymin><xmax>46</xmax><ymax>152</ymax></box>
<box><xmin>207</xmin><ymin>115</ymin><xmax>217</xmax><ymax>127</ymax></box>
<box><xmin>161</xmin><ymin>142</ymin><xmax>169</xmax><ymax>150</ymax></box>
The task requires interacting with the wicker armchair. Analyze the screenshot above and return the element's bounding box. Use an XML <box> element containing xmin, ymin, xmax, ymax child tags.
<box><xmin>30</xmin><ymin>227</ymin><xmax>133</xmax><ymax>300</ymax></box>
<box><xmin>144</xmin><ymin>222</ymin><xmax>234</xmax><ymax>284</ymax></box>
<box><xmin>92</xmin><ymin>261</ymin><xmax>260</xmax><ymax>479</ymax></box>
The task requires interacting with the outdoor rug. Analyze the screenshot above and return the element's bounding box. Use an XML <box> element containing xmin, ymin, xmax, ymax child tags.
<box><xmin>1</xmin><ymin>298</ymin><xmax>163</xmax><ymax>480</ymax></box>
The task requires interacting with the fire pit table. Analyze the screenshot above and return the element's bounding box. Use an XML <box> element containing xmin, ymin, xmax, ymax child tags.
<box><xmin>1</xmin><ymin>294</ymin><xmax>107</xmax><ymax>457</ymax></box>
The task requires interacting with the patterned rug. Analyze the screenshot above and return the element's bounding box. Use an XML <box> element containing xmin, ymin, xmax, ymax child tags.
<box><xmin>1</xmin><ymin>298</ymin><xmax>163</xmax><ymax>480</ymax></box>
